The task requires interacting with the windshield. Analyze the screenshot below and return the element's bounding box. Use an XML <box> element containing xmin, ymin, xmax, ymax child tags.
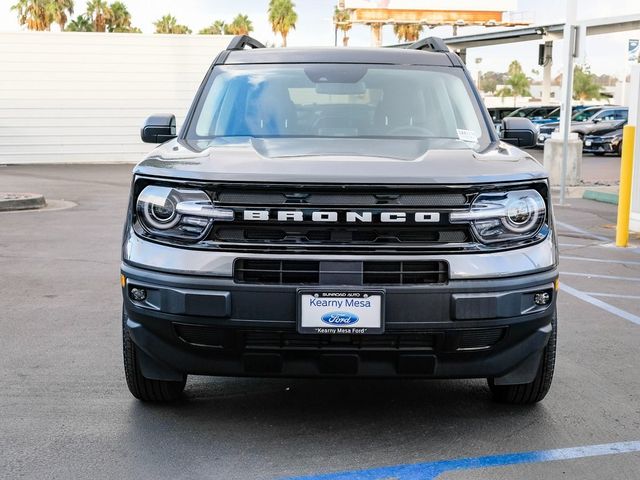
<box><xmin>506</xmin><ymin>108</ymin><xmax>533</xmax><ymax>118</ymax></box>
<box><xmin>573</xmin><ymin>108</ymin><xmax>601</xmax><ymax>122</ymax></box>
<box><xmin>546</xmin><ymin>106</ymin><xmax>589</xmax><ymax>119</ymax></box>
<box><xmin>187</xmin><ymin>64</ymin><xmax>490</xmax><ymax>150</ymax></box>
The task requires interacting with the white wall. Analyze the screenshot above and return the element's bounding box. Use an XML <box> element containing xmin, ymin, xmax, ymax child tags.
<box><xmin>0</xmin><ymin>31</ymin><xmax>231</xmax><ymax>164</ymax></box>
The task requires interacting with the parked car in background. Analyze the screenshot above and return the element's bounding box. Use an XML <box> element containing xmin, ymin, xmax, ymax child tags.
<box><xmin>532</xmin><ymin>105</ymin><xmax>593</xmax><ymax>125</ymax></box>
<box><xmin>572</xmin><ymin>107</ymin><xmax>628</xmax><ymax>139</ymax></box>
<box><xmin>583</xmin><ymin>126</ymin><xmax>625</xmax><ymax>156</ymax></box>
<box><xmin>507</xmin><ymin>105</ymin><xmax>558</xmax><ymax>122</ymax></box>
<box><xmin>536</xmin><ymin>105</ymin><xmax>610</xmax><ymax>146</ymax></box>
<box><xmin>487</xmin><ymin>106</ymin><xmax>518</xmax><ymax>133</ymax></box>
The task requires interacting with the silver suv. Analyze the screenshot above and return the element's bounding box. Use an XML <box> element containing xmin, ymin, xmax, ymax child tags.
<box><xmin>121</xmin><ymin>36</ymin><xmax>557</xmax><ymax>404</ymax></box>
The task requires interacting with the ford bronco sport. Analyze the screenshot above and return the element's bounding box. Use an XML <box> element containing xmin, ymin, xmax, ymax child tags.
<box><xmin>121</xmin><ymin>35</ymin><xmax>557</xmax><ymax>404</ymax></box>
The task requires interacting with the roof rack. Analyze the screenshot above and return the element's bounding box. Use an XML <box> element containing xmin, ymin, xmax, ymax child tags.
<box><xmin>226</xmin><ymin>35</ymin><xmax>266</xmax><ymax>51</ymax></box>
<box><xmin>406</xmin><ymin>36</ymin><xmax>449</xmax><ymax>53</ymax></box>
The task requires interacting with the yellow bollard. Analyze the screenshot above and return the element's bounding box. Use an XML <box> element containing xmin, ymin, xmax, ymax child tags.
<box><xmin>616</xmin><ymin>125</ymin><xmax>636</xmax><ymax>247</ymax></box>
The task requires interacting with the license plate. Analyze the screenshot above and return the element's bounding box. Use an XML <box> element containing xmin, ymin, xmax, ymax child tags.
<box><xmin>297</xmin><ymin>290</ymin><xmax>384</xmax><ymax>334</ymax></box>
<box><xmin>585</xmin><ymin>140</ymin><xmax>592</xmax><ymax>146</ymax></box>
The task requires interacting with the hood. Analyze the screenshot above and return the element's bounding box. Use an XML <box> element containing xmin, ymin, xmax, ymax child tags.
<box><xmin>539</xmin><ymin>119</ymin><xmax>625</xmax><ymax>136</ymax></box>
<box><xmin>575</xmin><ymin>120</ymin><xmax>626</xmax><ymax>136</ymax></box>
<box><xmin>134</xmin><ymin>137</ymin><xmax>547</xmax><ymax>185</ymax></box>
<box><xmin>585</xmin><ymin>128</ymin><xmax>623</xmax><ymax>139</ymax></box>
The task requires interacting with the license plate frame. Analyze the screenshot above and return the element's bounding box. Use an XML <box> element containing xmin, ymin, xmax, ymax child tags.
<box><xmin>297</xmin><ymin>289</ymin><xmax>385</xmax><ymax>335</ymax></box>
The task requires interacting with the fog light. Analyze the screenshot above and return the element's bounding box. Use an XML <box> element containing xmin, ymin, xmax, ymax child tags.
<box><xmin>534</xmin><ymin>292</ymin><xmax>550</xmax><ymax>306</ymax></box>
<box><xmin>130</xmin><ymin>288</ymin><xmax>147</xmax><ymax>301</ymax></box>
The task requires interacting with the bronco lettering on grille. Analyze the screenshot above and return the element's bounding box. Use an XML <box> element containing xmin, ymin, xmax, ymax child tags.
<box><xmin>242</xmin><ymin>210</ymin><xmax>441</xmax><ymax>223</ymax></box>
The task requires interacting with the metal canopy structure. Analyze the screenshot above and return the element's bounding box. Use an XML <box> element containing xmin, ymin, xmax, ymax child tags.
<box><xmin>438</xmin><ymin>11</ymin><xmax>640</xmax><ymax>205</ymax></box>
<box><xmin>443</xmin><ymin>14</ymin><xmax>640</xmax><ymax>50</ymax></box>
<box><xmin>338</xmin><ymin>0</ymin><xmax>529</xmax><ymax>46</ymax></box>
<box><xmin>439</xmin><ymin>13</ymin><xmax>640</xmax><ymax>104</ymax></box>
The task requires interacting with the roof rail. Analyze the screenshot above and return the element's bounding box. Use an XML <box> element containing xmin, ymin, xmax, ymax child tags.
<box><xmin>406</xmin><ymin>36</ymin><xmax>449</xmax><ymax>53</ymax></box>
<box><xmin>226</xmin><ymin>35</ymin><xmax>266</xmax><ymax>51</ymax></box>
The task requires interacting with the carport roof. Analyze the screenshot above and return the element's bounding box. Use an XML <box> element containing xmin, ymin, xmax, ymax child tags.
<box><xmin>440</xmin><ymin>14</ymin><xmax>640</xmax><ymax>50</ymax></box>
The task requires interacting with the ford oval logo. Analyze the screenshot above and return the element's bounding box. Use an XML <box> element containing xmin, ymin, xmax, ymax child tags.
<box><xmin>321</xmin><ymin>311</ymin><xmax>359</xmax><ymax>325</ymax></box>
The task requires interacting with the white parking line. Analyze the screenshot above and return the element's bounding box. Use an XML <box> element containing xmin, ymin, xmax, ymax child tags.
<box><xmin>560</xmin><ymin>255</ymin><xmax>640</xmax><ymax>266</ymax></box>
<box><xmin>561</xmin><ymin>271</ymin><xmax>640</xmax><ymax>282</ymax></box>
<box><xmin>584</xmin><ymin>292</ymin><xmax>640</xmax><ymax>300</ymax></box>
<box><xmin>561</xmin><ymin>284</ymin><xmax>640</xmax><ymax>326</ymax></box>
<box><xmin>556</xmin><ymin>221</ymin><xmax>611</xmax><ymax>242</ymax></box>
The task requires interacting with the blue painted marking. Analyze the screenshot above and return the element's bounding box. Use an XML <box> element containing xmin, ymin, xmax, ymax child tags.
<box><xmin>283</xmin><ymin>441</ymin><xmax>640</xmax><ymax>480</ymax></box>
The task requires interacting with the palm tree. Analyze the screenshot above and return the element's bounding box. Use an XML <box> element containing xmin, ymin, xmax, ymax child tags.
<box><xmin>393</xmin><ymin>23</ymin><xmax>423</xmax><ymax>42</ymax></box>
<box><xmin>47</xmin><ymin>0</ymin><xmax>74</xmax><ymax>30</ymax></box>
<box><xmin>573</xmin><ymin>66</ymin><xmax>602</xmax><ymax>101</ymax></box>
<box><xmin>153</xmin><ymin>14</ymin><xmax>191</xmax><ymax>34</ymax></box>
<box><xmin>497</xmin><ymin>60</ymin><xmax>531</xmax><ymax>107</ymax></box>
<box><xmin>66</xmin><ymin>13</ymin><xmax>93</xmax><ymax>31</ymax></box>
<box><xmin>333</xmin><ymin>6</ymin><xmax>351</xmax><ymax>46</ymax></box>
<box><xmin>107</xmin><ymin>1</ymin><xmax>131</xmax><ymax>32</ymax></box>
<box><xmin>11</xmin><ymin>0</ymin><xmax>52</xmax><ymax>31</ymax></box>
<box><xmin>199</xmin><ymin>19</ymin><xmax>226</xmax><ymax>35</ymax></box>
<box><xmin>226</xmin><ymin>14</ymin><xmax>253</xmax><ymax>35</ymax></box>
<box><xmin>215</xmin><ymin>19</ymin><xmax>228</xmax><ymax>34</ymax></box>
<box><xmin>86</xmin><ymin>0</ymin><xmax>111</xmax><ymax>32</ymax></box>
<box><xmin>268</xmin><ymin>0</ymin><xmax>297</xmax><ymax>47</ymax></box>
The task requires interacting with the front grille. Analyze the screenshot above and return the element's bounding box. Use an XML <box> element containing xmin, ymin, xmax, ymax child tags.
<box><xmin>234</xmin><ymin>259</ymin><xmax>449</xmax><ymax>285</ymax></box>
<box><xmin>362</xmin><ymin>261</ymin><xmax>447</xmax><ymax>284</ymax></box>
<box><xmin>459</xmin><ymin>328</ymin><xmax>505</xmax><ymax>350</ymax></box>
<box><xmin>215</xmin><ymin>226</ymin><xmax>468</xmax><ymax>245</ymax></box>
<box><xmin>235</xmin><ymin>259</ymin><xmax>321</xmax><ymax>284</ymax></box>
<box><xmin>217</xmin><ymin>191</ymin><xmax>468</xmax><ymax>206</ymax></box>
<box><xmin>208</xmin><ymin>185</ymin><xmax>474</xmax><ymax>252</ymax></box>
<box><xmin>242</xmin><ymin>331</ymin><xmax>436</xmax><ymax>350</ymax></box>
<box><xmin>173</xmin><ymin>324</ymin><xmax>506</xmax><ymax>352</ymax></box>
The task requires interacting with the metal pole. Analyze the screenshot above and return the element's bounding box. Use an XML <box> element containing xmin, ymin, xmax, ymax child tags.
<box><xmin>542</xmin><ymin>41</ymin><xmax>553</xmax><ymax>104</ymax></box>
<box><xmin>627</xmin><ymin>65</ymin><xmax>640</xmax><ymax>233</ymax></box>
<box><xmin>558</xmin><ymin>0</ymin><xmax>577</xmax><ymax>206</ymax></box>
<box><xmin>616</xmin><ymin>125</ymin><xmax>635</xmax><ymax>246</ymax></box>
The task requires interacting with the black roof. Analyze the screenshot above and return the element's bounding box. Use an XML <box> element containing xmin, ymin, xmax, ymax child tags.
<box><xmin>225</xmin><ymin>47</ymin><xmax>455</xmax><ymax>66</ymax></box>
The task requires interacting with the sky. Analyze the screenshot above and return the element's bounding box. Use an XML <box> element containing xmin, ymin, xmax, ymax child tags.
<box><xmin>1</xmin><ymin>0</ymin><xmax>639</xmax><ymax>81</ymax></box>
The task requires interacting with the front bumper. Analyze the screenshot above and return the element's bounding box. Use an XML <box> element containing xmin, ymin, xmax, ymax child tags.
<box><xmin>537</xmin><ymin>132</ymin><xmax>552</xmax><ymax>147</ymax></box>
<box><xmin>121</xmin><ymin>261</ymin><xmax>558</xmax><ymax>382</ymax></box>
<box><xmin>583</xmin><ymin>138</ymin><xmax>619</xmax><ymax>154</ymax></box>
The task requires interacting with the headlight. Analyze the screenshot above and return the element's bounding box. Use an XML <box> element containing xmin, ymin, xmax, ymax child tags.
<box><xmin>136</xmin><ymin>185</ymin><xmax>233</xmax><ymax>241</ymax></box>
<box><xmin>450</xmin><ymin>189</ymin><xmax>546</xmax><ymax>244</ymax></box>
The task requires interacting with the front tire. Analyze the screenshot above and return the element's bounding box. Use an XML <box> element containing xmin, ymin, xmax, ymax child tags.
<box><xmin>122</xmin><ymin>309</ymin><xmax>186</xmax><ymax>402</ymax></box>
<box><xmin>488</xmin><ymin>310</ymin><xmax>556</xmax><ymax>404</ymax></box>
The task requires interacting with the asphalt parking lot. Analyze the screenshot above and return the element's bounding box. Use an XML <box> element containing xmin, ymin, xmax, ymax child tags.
<box><xmin>527</xmin><ymin>147</ymin><xmax>622</xmax><ymax>184</ymax></box>
<box><xmin>1</xmin><ymin>164</ymin><xmax>639</xmax><ymax>480</ymax></box>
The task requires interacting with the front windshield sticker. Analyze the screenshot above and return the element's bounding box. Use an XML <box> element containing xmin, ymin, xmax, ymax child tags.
<box><xmin>456</xmin><ymin>129</ymin><xmax>478</xmax><ymax>144</ymax></box>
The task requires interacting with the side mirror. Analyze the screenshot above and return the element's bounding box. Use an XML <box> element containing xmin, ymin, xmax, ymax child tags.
<box><xmin>141</xmin><ymin>114</ymin><xmax>176</xmax><ymax>143</ymax></box>
<box><xmin>592</xmin><ymin>118</ymin><xmax>600</xmax><ymax>123</ymax></box>
<box><xmin>500</xmin><ymin>117</ymin><xmax>537</xmax><ymax>148</ymax></box>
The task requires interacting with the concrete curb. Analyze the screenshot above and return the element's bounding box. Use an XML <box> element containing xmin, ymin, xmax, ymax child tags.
<box><xmin>550</xmin><ymin>184</ymin><xmax>621</xmax><ymax>203</ymax></box>
<box><xmin>583</xmin><ymin>189</ymin><xmax>619</xmax><ymax>205</ymax></box>
<box><xmin>0</xmin><ymin>193</ymin><xmax>46</xmax><ymax>212</ymax></box>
